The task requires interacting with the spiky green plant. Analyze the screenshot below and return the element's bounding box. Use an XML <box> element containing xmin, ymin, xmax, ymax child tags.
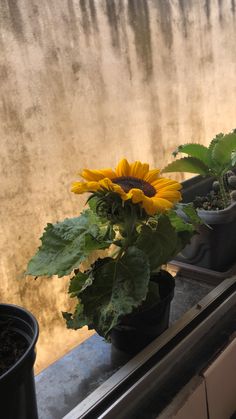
<box><xmin>162</xmin><ymin>130</ymin><xmax>236</xmax><ymax>208</ymax></box>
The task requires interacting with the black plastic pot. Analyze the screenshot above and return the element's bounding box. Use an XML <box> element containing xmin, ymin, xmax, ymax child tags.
<box><xmin>175</xmin><ymin>175</ymin><xmax>236</xmax><ymax>272</ymax></box>
<box><xmin>110</xmin><ymin>270</ymin><xmax>175</xmax><ymax>354</ymax></box>
<box><xmin>0</xmin><ymin>304</ymin><xmax>39</xmax><ymax>419</ymax></box>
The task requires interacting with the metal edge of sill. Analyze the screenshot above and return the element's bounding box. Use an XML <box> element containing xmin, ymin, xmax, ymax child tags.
<box><xmin>169</xmin><ymin>260</ymin><xmax>236</xmax><ymax>285</ymax></box>
<box><xmin>99</xmin><ymin>285</ymin><xmax>236</xmax><ymax>419</ymax></box>
<box><xmin>63</xmin><ymin>276</ymin><xmax>236</xmax><ymax>419</ymax></box>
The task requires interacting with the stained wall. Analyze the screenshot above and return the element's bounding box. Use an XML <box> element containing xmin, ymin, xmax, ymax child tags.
<box><xmin>0</xmin><ymin>0</ymin><xmax>236</xmax><ymax>371</ymax></box>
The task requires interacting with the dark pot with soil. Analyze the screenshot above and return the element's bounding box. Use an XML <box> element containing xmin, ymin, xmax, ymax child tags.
<box><xmin>173</xmin><ymin>175</ymin><xmax>236</xmax><ymax>271</ymax></box>
<box><xmin>163</xmin><ymin>130</ymin><xmax>236</xmax><ymax>272</ymax></box>
<box><xmin>110</xmin><ymin>270</ymin><xmax>175</xmax><ymax>354</ymax></box>
<box><xmin>0</xmin><ymin>304</ymin><xmax>39</xmax><ymax>419</ymax></box>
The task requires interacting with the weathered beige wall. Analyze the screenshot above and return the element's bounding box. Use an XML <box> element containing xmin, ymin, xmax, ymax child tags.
<box><xmin>1</xmin><ymin>0</ymin><xmax>236</xmax><ymax>372</ymax></box>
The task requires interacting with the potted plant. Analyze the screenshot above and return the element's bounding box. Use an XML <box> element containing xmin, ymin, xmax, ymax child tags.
<box><xmin>162</xmin><ymin>130</ymin><xmax>236</xmax><ymax>273</ymax></box>
<box><xmin>26</xmin><ymin>159</ymin><xmax>199</xmax><ymax>354</ymax></box>
<box><xmin>0</xmin><ymin>304</ymin><xmax>39</xmax><ymax>419</ymax></box>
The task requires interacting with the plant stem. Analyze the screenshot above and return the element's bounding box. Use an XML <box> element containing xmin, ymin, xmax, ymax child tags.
<box><xmin>218</xmin><ymin>176</ymin><xmax>229</xmax><ymax>208</ymax></box>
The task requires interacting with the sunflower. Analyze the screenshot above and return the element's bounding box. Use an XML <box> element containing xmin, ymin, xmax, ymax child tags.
<box><xmin>72</xmin><ymin>159</ymin><xmax>182</xmax><ymax>215</ymax></box>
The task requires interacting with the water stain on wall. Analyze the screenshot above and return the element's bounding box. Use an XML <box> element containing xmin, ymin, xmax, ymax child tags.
<box><xmin>7</xmin><ymin>0</ymin><xmax>25</xmax><ymax>41</ymax></box>
<box><xmin>67</xmin><ymin>0</ymin><xmax>79</xmax><ymax>45</ymax></box>
<box><xmin>1</xmin><ymin>0</ymin><xmax>236</xmax><ymax>373</ymax></box>
<box><xmin>72</xmin><ymin>61</ymin><xmax>81</xmax><ymax>75</ymax></box>
<box><xmin>218</xmin><ymin>0</ymin><xmax>224</xmax><ymax>23</ymax></box>
<box><xmin>25</xmin><ymin>105</ymin><xmax>42</xmax><ymax>119</ymax></box>
<box><xmin>0</xmin><ymin>64</ymin><xmax>9</xmax><ymax>81</ymax></box>
<box><xmin>88</xmin><ymin>0</ymin><xmax>99</xmax><ymax>32</ymax></box>
<box><xmin>154</xmin><ymin>0</ymin><xmax>173</xmax><ymax>49</ymax></box>
<box><xmin>149</xmin><ymin>93</ymin><xmax>163</xmax><ymax>165</ymax></box>
<box><xmin>204</xmin><ymin>0</ymin><xmax>211</xmax><ymax>24</ymax></box>
<box><xmin>128</xmin><ymin>0</ymin><xmax>153</xmax><ymax>81</ymax></box>
<box><xmin>178</xmin><ymin>0</ymin><xmax>193</xmax><ymax>38</ymax></box>
<box><xmin>105</xmin><ymin>0</ymin><xmax>121</xmax><ymax>51</ymax></box>
<box><xmin>117</xmin><ymin>0</ymin><xmax>132</xmax><ymax>80</ymax></box>
<box><xmin>80</xmin><ymin>0</ymin><xmax>92</xmax><ymax>42</ymax></box>
<box><xmin>1</xmin><ymin>98</ymin><xmax>24</xmax><ymax>134</ymax></box>
<box><xmin>232</xmin><ymin>0</ymin><xmax>236</xmax><ymax>15</ymax></box>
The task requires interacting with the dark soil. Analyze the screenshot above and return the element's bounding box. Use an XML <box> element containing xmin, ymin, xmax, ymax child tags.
<box><xmin>193</xmin><ymin>173</ymin><xmax>236</xmax><ymax>211</ymax></box>
<box><xmin>193</xmin><ymin>191</ymin><xmax>224</xmax><ymax>210</ymax></box>
<box><xmin>0</xmin><ymin>322</ymin><xmax>28</xmax><ymax>376</ymax></box>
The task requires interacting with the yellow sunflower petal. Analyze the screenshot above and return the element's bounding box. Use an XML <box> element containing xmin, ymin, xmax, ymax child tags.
<box><xmin>159</xmin><ymin>184</ymin><xmax>182</xmax><ymax>192</ymax></box>
<box><xmin>141</xmin><ymin>196</ymin><xmax>156</xmax><ymax>215</ymax></box>
<box><xmin>98</xmin><ymin>178</ymin><xmax>126</xmax><ymax>197</ymax></box>
<box><xmin>71</xmin><ymin>181</ymin><xmax>100</xmax><ymax>194</ymax></box>
<box><xmin>157</xmin><ymin>190</ymin><xmax>182</xmax><ymax>201</ymax></box>
<box><xmin>98</xmin><ymin>169</ymin><xmax>116</xmax><ymax>179</ymax></box>
<box><xmin>152</xmin><ymin>178</ymin><xmax>174</xmax><ymax>187</ymax></box>
<box><xmin>130</xmin><ymin>161</ymin><xmax>149</xmax><ymax>179</ymax></box>
<box><xmin>144</xmin><ymin>169</ymin><xmax>160</xmax><ymax>183</ymax></box>
<box><xmin>81</xmin><ymin>168</ymin><xmax>116</xmax><ymax>181</ymax></box>
<box><xmin>152</xmin><ymin>197</ymin><xmax>174</xmax><ymax>212</ymax></box>
<box><xmin>98</xmin><ymin>178</ymin><xmax>114</xmax><ymax>189</ymax></box>
<box><xmin>115</xmin><ymin>159</ymin><xmax>130</xmax><ymax>177</ymax></box>
<box><xmin>152</xmin><ymin>178</ymin><xmax>182</xmax><ymax>190</ymax></box>
<box><xmin>125</xmin><ymin>188</ymin><xmax>145</xmax><ymax>203</ymax></box>
<box><xmin>72</xmin><ymin>161</ymin><xmax>182</xmax><ymax>216</ymax></box>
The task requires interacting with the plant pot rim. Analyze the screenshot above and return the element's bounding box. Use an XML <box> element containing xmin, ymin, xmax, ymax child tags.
<box><xmin>197</xmin><ymin>201</ymin><xmax>236</xmax><ymax>219</ymax></box>
<box><xmin>181</xmin><ymin>175</ymin><xmax>236</xmax><ymax>224</ymax></box>
<box><xmin>0</xmin><ymin>303</ymin><xmax>39</xmax><ymax>382</ymax></box>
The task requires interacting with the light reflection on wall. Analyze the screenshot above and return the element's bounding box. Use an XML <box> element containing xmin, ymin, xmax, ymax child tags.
<box><xmin>0</xmin><ymin>0</ymin><xmax>236</xmax><ymax>373</ymax></box>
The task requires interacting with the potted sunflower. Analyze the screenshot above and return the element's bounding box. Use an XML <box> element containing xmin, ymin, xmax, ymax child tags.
<box><xmin>163</xmin><ymin>130</ymin><xmax>236</xmax><ymax>273</ymax></box>
<box><xmin>26</xmin><ymin>159</ymin><xmax>199</xmax><ymax>354</ymax></box>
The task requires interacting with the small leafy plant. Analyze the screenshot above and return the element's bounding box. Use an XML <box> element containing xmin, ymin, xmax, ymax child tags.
<box><xmin>162</xmin><ymin>130</ymin><xmax>236</xmax><ymax>209</ymax></box>
<box><xmin>26</xmin><ymin>159</ymin><xmax>200</xmax><ymax>340</ymax></box>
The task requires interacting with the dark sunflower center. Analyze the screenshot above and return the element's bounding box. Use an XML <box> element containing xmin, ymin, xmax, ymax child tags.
<box><xmin>112</xmin><ymin>176</ymin><xmax>156</xmax><ymax>197</ymax></box>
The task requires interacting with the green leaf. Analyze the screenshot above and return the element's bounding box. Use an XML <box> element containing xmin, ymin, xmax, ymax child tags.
<box><xmin>87</xmin><ymin>196</ymin><xmax>98</xmax><ymax>213</ymax></box>
<box><xmin>212</xmin><ymin>132</ymin><xmax>236</xmax><ymax>170</ymax></box>
<box><xmin>68</xmin><ymin>271</ymin><xmax>91</xmax><ymax>297</ymax></box>
<box><xmin>136</xmin><ymin>214</ymin><xmax>179</xmax><ymax>269</ymax></box>
<box><xmin>208</xmin><ymin>133</ymin><xmax>223</xmax><ymax>157</ymax></box>
<box><xmin>62</xmin><ymin>303</ymin><xmax>90</xmax><ymax>330</ymax></box>
<box><xmin>168</xmin><ymin>209</ymin><xmax>195</xmax><ymax>233</ymax></box>
<box><xmin>172</xmin><ymin>143</ymin><xmax>211</xmax><ymax>167</ymax></box>
<box><xmin>177</xmin><ymin>203</ymin><xmax>203</xmax><ymax>225</ymax></box>
<box><xmin>26</xmin><ymin>210</ymin><xmax>112</xmax><ymax>277</ymax></box>
<box><xmin>162</xmin><ymin>157</ymin><xmax>210</xmax><ymax>176</ymax></box>
<box><xmin>136</xmin><ymin>212</ymin><xmax>200</xmax><ymax>268</ymax></box>
<box><xmin>168</xmin><ymin>205</ymin><xmax>202</xmax><ymax>255</ymax></box>
<box><xmin>79</xmin><ymin>247</ymin><xmax>150</xmax><ymax>337</ymax></box>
